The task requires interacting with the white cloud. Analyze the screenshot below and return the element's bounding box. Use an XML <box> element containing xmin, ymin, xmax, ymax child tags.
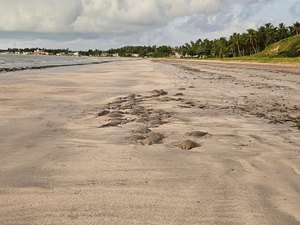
<box><xmin>0</xmin><ymin>0</ymin><xmax>297</xmax><ymax>49</ymax></box>
<box><xmin>290</xmin><ymin>0</ymin><xmax>300</xmax><ymax>18</ymax></box>
<box><xmin>0</xmin><ymin>0</ymin><xmax>82</xmax><ymax>32</ymax></box>
<box><xmin>0</xmin><ymin>0</ymin><xmax>275</xmax><ymax>34</ymax></box>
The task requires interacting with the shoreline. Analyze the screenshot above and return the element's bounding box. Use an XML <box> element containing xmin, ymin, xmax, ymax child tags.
<box><xmin>1</xmin><ymin>56</ymin><xmax>299</xmax><ymax>74</ymax></box>
<box><xmin>0</xmin><ymin>60</ymin><xmax>113</xmax><ymax>74</ymax></box>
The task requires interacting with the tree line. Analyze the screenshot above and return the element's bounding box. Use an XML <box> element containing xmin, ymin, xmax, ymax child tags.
<box><xmin>105</xmin><ymin>22</ymin><xmax>300</xmax><ymax>58</ymax></box>
<box><xmin>176</xmin><ymin>22</ymin><xmax>300</xmax><ymax>58</ymax></box>
<box><xmin>0</xmin><ymin>48</ymin><xmax>72</xmax><ymax>55</ymax></box>
<box><xmin>1</xmin><ymin>22</ymin><xmax>299</xmax><ymax>58</ymax></box>
<box><xmin>105</xmin><ymin>45</ymin><xmax>173</xmax><ymax>57</ymax></box>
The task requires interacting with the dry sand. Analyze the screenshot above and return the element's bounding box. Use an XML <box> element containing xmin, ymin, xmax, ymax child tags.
<box><xmin>0</xmin><ymin>58</ymin><xmax>299</xmax><ymax>225</ymax></box>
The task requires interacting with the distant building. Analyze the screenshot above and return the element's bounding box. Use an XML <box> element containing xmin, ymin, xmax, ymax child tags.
<box><xmin>56</xmin><ymin>52</ymin><xmax>68</xmax><ymax>56</ymax></box>
<box><xmin>101</xmin><ymin>52</ymin><xmax>108</xmax><ymax>57</ymax></box>
<box><xmin>131</xmin><ymin>53</ymin><xmax>139</xmax><ymax>57</ymax></box>
<box><xmin>174</xmin><ymin>52</ymin><xmax>182</xmax><ymax>58</ymax></box>
<box><xmin>184</xmin><ymin>54</ymin><xmax>198</xmax><ymax>58</ymax></box>
<box><xmin>34</xmin><ymin>49</ymin><xmax>49</xmax><ymax>55</ymax></box>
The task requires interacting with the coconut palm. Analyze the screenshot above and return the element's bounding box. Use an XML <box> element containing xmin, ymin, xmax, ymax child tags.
<box><xmin>257</xmin><ymin>26</ymin><xmax>267</xmax><ymax>51</ymax></box>
<box><xmin>292</xmin><ymin>22</ymin><xmax>300</xmax><ymax>35</ymax></box>
<box><xmin>245</xmin><ymin>29</ymin><xmax>258</xmax><ymax>55</ymax></box>
<box><xmin>229</xmin><ymin>33</ymin><xmax>242</xmax><ymax>57</ymax></box>
<box><xmin>264</xmin><ymin>23</ymin><xmax>276</xmax><ymax>47</ymax></box>
<box><xmin>277</xmin><ymin>23</ymin><xmax>289</xmax><ymax>40</ymax></box>
<box><xmin>201</xmin><ymin>39</ymin><xmax>212</xmax><ymax>57</ymax></box>
<box><xmin>212</xmin><ymin>37</ymin><xmax>228</xmax><ymax>58</ymax></box>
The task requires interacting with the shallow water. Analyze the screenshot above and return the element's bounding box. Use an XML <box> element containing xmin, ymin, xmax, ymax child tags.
<box><xmin>0</xmin><ymin>54</ymin><xmax>107</xmax><ymax>70</ymax></box>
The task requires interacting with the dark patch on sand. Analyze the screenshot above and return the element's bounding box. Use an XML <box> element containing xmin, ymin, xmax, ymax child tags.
<box><xmin>97</xmin><ymin>110</ymin><xmax>110</xmax><ymax>117</ymax></box>
<box><xmin>233</xmin><ymin>95</ymin><xmax>300</xmax><ymax>128</ymax></box>
<box><xmin>97</xmin><ymin>89</ymin><xmax>205</xmax><ymax>149</ymax></box>
<box><xmin>141</xmin><ymin>132</ymin><xmax>165</xmax><ymax>145</ymax></box>
<box><xmin>179</xmin><ymin>140</ymin><xmax>199</xmax><ymax>150</ymax></box>
<box><xmin>186</xmin><ymin>131</ymin><xmax>208</xmax><ymax>138</ymax></box>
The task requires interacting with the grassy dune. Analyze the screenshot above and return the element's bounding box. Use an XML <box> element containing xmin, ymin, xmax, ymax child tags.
<box><xmin>222</xmin><ymin>35</ymin><xmax>300</xmax><ymax>64</ymax></box>
<box><xmin>256</xmin><ymin>34</ymin><xmax>300</xmax><ymax>58</ymax></box>
<box><xmin>183</xmin><ymin>35</ymin><xmax>300</xmax><ymax>64</ymax></box>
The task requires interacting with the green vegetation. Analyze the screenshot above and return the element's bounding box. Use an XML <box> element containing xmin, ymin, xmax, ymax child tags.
<box><xmin>200</xmin><ymin>56</ymin><xmax>300</xmax><ymax>64</ymax></box>
<box><xmin>105</xmin><ymin>45</ymin><xmax>173</xmax><ymax>58</ymax></box>
<box><xmin>255</xmin><ymin>34</ymin><xmax>300</xmax><ymax>57</ymax></box>
<box><xmin>175</xmin><ymin>22</ymin><xmax>300</xmax><ymax>58</ymax></box>
<box><xmin>190</xmin><ymin>35</ymin><xmax>300</xmax><ymax>64</ymax></box>
<box><xmin>1</xmin><ymin>22</ymin><xmax>299</xmax><ymax>61</ymax></box>
<box><xmin>0</xmin><ymin>48</ymin><xmax>72</xmax><ymax>55</ymax></box>
<box><xmin>103</xmin><ymin>21</ymin><xmax>300</xmax><ymax>59</ymax></box>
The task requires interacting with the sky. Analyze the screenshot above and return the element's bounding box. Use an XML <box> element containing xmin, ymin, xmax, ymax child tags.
<box><xmin>0</xmin><ymin>0</ymin><xmax>299</xmax><ymax>50</ymax></box>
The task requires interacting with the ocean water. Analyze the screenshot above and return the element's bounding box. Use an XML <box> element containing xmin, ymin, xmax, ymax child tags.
<box><xmin>0</xmin><ymin>54</ymin><xmax>108</xmax><ymax>71</ymax></box>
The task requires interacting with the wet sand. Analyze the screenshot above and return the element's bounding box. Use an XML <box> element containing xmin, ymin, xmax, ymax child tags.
<box><xmin>0</xmin><ymin>59</ymin><xmax>299</xmax><ymax>224</ymax></box>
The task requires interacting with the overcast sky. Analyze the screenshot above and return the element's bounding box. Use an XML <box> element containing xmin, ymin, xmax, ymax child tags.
<box><xmin>0</xmin><ymin>0</ymin><xmax>299</xmax><ymax>50</ymax></box>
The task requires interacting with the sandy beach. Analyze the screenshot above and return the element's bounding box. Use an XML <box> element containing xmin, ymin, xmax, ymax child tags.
<box><xmin>0</xmin><ymin>59</ymin><xmax>299</xmax><ymax>225</ymax></box>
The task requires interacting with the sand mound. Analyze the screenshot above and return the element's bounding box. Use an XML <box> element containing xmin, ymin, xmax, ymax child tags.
<box><xmin>141</xmin><ymin>132</ymin><xmax>165</xmax><ymax>145</ymax></box>
<box><xmin>179</xmin><ymin>140</ymin><xmax>199</xmax><ymax>150</ymax></box>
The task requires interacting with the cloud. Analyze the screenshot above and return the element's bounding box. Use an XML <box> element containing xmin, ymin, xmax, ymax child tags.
<box><xmin>0</xmin><ymin>0</ymin><xmax>274</xmax><ymax>34</ymax></box>
<box><xmin>177</xmin><ymin>0</ymin><xmax>278</xmax><ymax>33</ymax></box>
<box><xmin>0</xmin><ymin>0</ymin><xmax>296</xmax><ymax>49</ymax></box>
<box><xmin>290</xmin><ymin>0</ymin><xmax>300</xmax><ymax>18</ymax></box>
<box><xmin>0</xmin><ymin>0</ymin><xmax>82</xmax><ymax>33</ymax></box>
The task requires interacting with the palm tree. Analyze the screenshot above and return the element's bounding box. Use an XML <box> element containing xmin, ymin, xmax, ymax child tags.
<box><xmin>277</xmin><ymin>23</ymin><xmax>289</xmax><ymax>40</ymax></box>
<box><xmin>229</xmin><ymin>33</ymin><xmax>242</xmax><ymax>57</ymax></box>
<box><xmin>264</xmin><ymin>23</ymin><xmax>276</xmax><ymax>47</ymax></box>
<box><xmin>292</xmin><ymin>22</ymin><xmax>300</xmax><ymax>35</ymax></box>
<box><xmin>256</xmin><ymin>26</ymin><xmax>266</xmax><ymax>51</ymax></box>
<box><xmin>245</xmin><ymin>29</ymin><xmax>258</xmax><ymax>55</ymax></box>
<box><xmin>189</xmin><ymin>39</ymin><xmax>203</xmax><ymax>56</ymax></box>
<box><xmin>202</xmin><ymin>39</ymin><xmax>212</xmax><ymax>57</ymax></box>
<box><xmin>212</xmin><ymin>38</ymin><xmax>228</xmax><ymax>58</ymax></box>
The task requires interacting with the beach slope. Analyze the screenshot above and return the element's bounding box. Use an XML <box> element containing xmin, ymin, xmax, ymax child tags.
<box><xmin>0</xmin><ymin>59</ymin><xmax>299</xmax><ymax>225</ymax></box>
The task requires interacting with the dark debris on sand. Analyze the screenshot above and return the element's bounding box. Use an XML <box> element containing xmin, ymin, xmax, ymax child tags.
<box><xmin>97</xmin><ymin>89</ymin><xmax>173</xmax><ymax>129</ymax></box>
<box><xmin>186</xmin><ymin>131</ymin><xmax>208</xmax><ymax>138</ymax></box>
<box><xmin>180</xmin><ymin>140</ymin><xmax>199</xmax><ymax>150</ymax></box>
<box><xmin>97</xmin><ymin>89</ymin><xmax>208</xmax><ymax>149</ymax></box>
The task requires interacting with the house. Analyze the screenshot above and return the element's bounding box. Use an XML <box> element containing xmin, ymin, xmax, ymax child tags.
<box><xmin>73</xmin><ymin>52</ymin><xmax>80</xmax><ymax>56</ymax></box>
<box><xmin>101</xmin><ymin>52</ymin><xmax>108</xmax><ymax>57</ymax></box>
<box><xmin>174</xmin><ymin>51</ymin><xmax>183</xmax><ymax>58</ymax></box>
<box><xmin>34</xmin><ymin>49</ymin><xmax>49</xmax><ymax>55</ymax></box>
